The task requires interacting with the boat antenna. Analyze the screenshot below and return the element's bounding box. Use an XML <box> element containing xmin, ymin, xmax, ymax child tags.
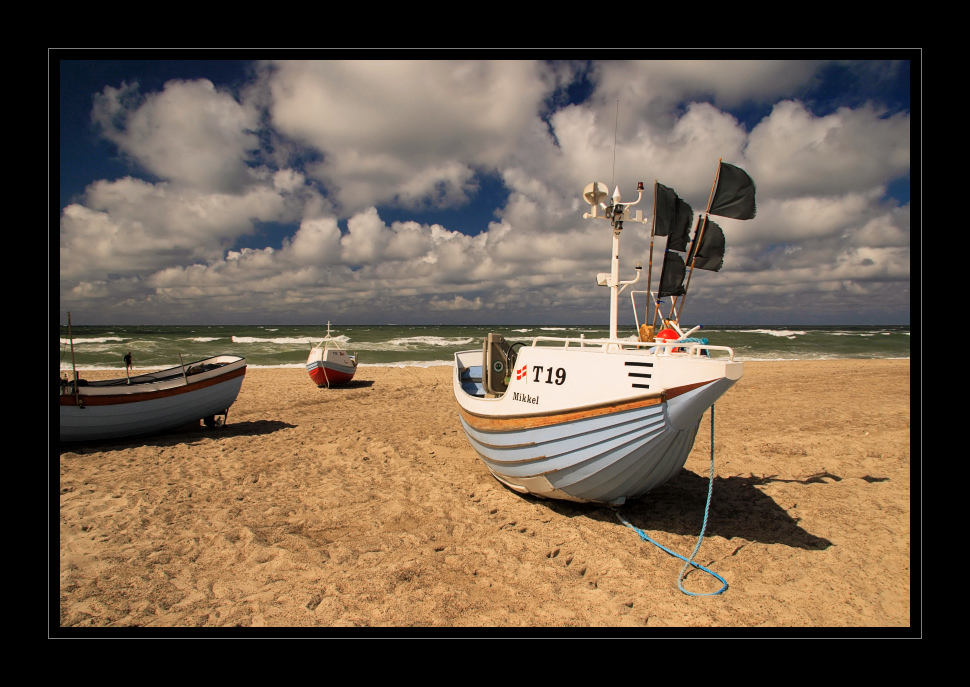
<box><xmin>610</xmin><ymin>100</ymin><xmax>619</xmax><ymax>193</ymax></box>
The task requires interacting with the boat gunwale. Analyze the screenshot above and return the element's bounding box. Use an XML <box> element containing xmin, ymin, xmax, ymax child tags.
<box><xmin>307</xmin><ymin>358</ymin><xmax>358</xmax><ymax>374</ymax></box>
<box><xmin>59</xmin><ymin>357</ymin><xmax>246</xmax><ymax>406</ymax></box>
<box><xmin>76</xmin><ymin>354</ymin><xmax>244</xmax><ymax>384</ymax></box>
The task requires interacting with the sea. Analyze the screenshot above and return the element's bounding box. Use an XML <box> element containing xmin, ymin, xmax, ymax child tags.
<box><xmin>57</xmin><ymin>323</ymin><xmax>911</xmax><ymax>371</ymax></box>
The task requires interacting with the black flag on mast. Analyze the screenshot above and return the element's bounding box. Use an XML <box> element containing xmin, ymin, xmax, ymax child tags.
<box><xmin>654</xmin><ymin>183</ymin><xmax>693</xmax><ymax>252</ymax></box>
<box><xmin>709</xmin><ymin>161</ymin><xmax>756</xmax><ymax>220</ymax></box>
<box><xmin>687</xmin><ymin>219</ymin><xmax>726</xmax><ymax>272</ymax></box>
<box><xmin>657</xmin><ymin>250</ymin><xmax>687</xmax><ymax>297</ymax></box>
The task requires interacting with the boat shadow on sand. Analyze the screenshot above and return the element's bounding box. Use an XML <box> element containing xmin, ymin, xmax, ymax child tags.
<box><xmin>533</xmin><ymin>470</ymin><xmax>884</xmax><ymax>550</ymax></box>
<box><xmin>315</xmin><ymin>379</ymin><xmax>375</xmax><ymax>390</ymax></box>
<box><xmin>57</xmin><ymin>419</ymin><xmax>296</xmax><ymax>454</ymax></box>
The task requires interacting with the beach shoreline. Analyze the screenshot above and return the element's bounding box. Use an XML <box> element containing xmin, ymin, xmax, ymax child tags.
<box><xmin>61</xmin><ymin>356</ymin><xmax>912</xmax><ymax>373</ymax></box>
<box><xmin>57</xmin><ymin>323</ymin><xmax>912</xmax><ymax>371</ymax></box>
<box><xmin>57</xmin><ymin>359</ymin><xmax>912</xmax><ymax>629</ymax></box>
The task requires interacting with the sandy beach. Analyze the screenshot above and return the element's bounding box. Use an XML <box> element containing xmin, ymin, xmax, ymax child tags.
<box><xmin>57</xmin><ymin>359</ymin><xmax>913</xmax><ymax>630</ymax></box>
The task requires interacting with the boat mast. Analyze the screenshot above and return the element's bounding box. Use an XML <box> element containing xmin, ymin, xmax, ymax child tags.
<box><xmin>608</xmin><ymin>203</ymin><xmax>622</xmax><ymax>338</ymax></box>
<box><xmin>642</xmin><ymin>180</ymin><xmax>659</xmax><ymax>341</ymax></box>
<box><xmin>67</xmin><ymin>312</ymin><xmax>80</xmax><ymax>407</ymax></box>
<box><xmin>583</xmin><ymin>183</ymin><xmax>646</xmax><ymax>339</ymax></box>
<box><xmin>675</xmin><ymin>158</ymin><xmax>722</xmax><ymax>322</ymax></box>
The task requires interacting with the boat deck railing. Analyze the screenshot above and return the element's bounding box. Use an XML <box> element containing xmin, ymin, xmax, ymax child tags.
<box><xmin>529</xmin><ymin>335</ymin><xmax>735</xmax><ymax>360</ymax></box>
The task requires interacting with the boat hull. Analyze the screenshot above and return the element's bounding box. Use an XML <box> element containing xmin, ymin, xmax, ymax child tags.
<box><xmin>307</xmin><ymin>360</ymin><xmax>357</xmax><ymax>386</ymax></box>
<box><xmin>453</xmin><ymin>338</ymin><xmax>741</xmax><ymax>505</ymax></box>
<box><xmin>59</xmin><ymin>356</ymin><xmax>247</xmax><ymax>442</ymax></box>
<box><xmin>306</xmin><ymin>347</ymin><xmax>357</xmax><ymax>387</ymax></box>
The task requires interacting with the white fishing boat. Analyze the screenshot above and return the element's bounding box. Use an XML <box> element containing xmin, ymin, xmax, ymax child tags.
<box><xmin>306</xmin><ymin>322</ymin><xmax>358</xmax><ymax>387</ymax></box>
<box><xmin>453</xmin><ymin>161</ymin><xmax>756</xmax><ymax>505</ymax></box>
<box><xmin>59</xmin><ymin>353</ymin><xmax>248</xmax><ymax>443</ymax></box>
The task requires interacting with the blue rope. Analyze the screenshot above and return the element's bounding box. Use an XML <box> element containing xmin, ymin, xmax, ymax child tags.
<box><xmin>615</xmin><ymin>404</ymin><xmax>728</xmax><ymax>596</ymax></box>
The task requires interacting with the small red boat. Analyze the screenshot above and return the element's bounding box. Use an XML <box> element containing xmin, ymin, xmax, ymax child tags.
<box><xmin>306</xmin><ymin>322</ymin><xmax>358</xmax><ymax>387</ymax></box>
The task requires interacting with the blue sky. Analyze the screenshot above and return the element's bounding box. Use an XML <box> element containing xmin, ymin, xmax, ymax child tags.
<box><xmin>56</xmin><ymin>56</ymin><xmax>914</xmax><ymax>325</ymax></box>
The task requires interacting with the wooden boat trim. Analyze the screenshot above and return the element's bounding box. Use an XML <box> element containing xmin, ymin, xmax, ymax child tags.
<box><xmin>458</xmin><ymin>394</ymin><xmax>662</xmax><ymax>432</ymax></box>
<box><xmin>662</xmin><ymin>379</ymin><xmax>717</xmax><ymax>400</ymax></box>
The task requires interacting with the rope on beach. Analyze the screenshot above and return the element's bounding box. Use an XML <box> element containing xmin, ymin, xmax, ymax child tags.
<box><xmin>615</xmin><ymin>404</ymin><xmax>728</xmax><ymax>596</ymax></box>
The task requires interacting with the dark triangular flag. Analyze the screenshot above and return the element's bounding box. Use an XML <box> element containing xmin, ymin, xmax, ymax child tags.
<box><xmin>687</xmin><ymin>219</ymin><xmax>725</xmax><ymax>272</ymax></box>
<box><xmin>654</xmin><ymin>182</ymin><xmax>693</xmax><ymax>252</ymax></box>
<box><xmin>657</xmin><ymin>250</ymin><xmax>687</xmax><ymax>297</ymax></box>
<box><xmin>710</xmin><ymin>161</ymin><xmax>756</xmax><ymax>220</ymax></box>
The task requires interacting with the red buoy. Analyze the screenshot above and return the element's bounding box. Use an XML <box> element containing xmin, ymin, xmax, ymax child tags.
<box><xmin>656</xmin><ymin>328</ymin><xmax>680</xmax><ymax>342</ymax></box>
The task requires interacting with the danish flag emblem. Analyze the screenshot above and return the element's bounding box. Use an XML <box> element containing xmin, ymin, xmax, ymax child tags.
<box><xmin>516</xmin><ymin>364</ymin><xmax>528</xmax><ymax>381</ymax></box>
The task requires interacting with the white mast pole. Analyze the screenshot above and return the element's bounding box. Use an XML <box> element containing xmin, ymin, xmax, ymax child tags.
<box><xmin>583</xmin><ymin>182</ymin><xmax>645</xmax><ymax>341</ymax></box>
<box><xmin>609</xmin><ymin>221</ymin><xmax>621</xmax><ymax>339</ymax></box>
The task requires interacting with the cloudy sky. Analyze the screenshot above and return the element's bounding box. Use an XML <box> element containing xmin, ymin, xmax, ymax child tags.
<box><xmin>56</xmin><ymin>57</ymin><xmax>913</xmax><ymax>326</ymax></box>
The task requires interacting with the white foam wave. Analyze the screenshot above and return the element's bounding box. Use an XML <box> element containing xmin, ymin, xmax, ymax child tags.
<box><xmin>60</xmin><ymin>336</ymin><xmax>126</xmax><ymax>344</ymax></box>
<box><xmin>61</xmin><ymin>354</ymin><xmax>910</xmax><ymax>372</ymax></box>
<box><xmin>830</xmin><ymin>330</ymin><xmax>902</xmax><ymax>337</ymax></box>
<box><xmin>232</xmin><ymin>335</ymin><xmax>343</xmax><ymax>345</ymax></box>
<box><xmin>384</xmin><ymin>336</ymin><xmax>474</xmax><ymax>347</ymax></box>
<box><xmin>735</xmin><ymin>329</ymin><xmax>805</xmax><ymax>339</ymax></box>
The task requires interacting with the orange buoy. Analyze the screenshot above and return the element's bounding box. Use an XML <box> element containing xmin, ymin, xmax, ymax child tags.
<box><xmin>655</xmin><ymin>328</ymin><xmax>680</xmax><ymax>342</ymax></box>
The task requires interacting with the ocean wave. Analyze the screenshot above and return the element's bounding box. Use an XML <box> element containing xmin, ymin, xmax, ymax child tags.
<box><xmin>829</xmin><ymin>330</ymin><xmax>901</xmax><ymax>337</ymax></box>
<box><xmin>62</xmin><ymin>354</ymin><xmax>910</xmax><ymax>372</ymax></box>
<box><xmin>384</xmin><ymin>336</ymin><xmax>475</xmax><ymax>347</ymax></box>
<box><xmin>231</xmin><ymin>335</ymin><xmax>348</xmax><ymax>345</ymax></box>
<box><xmin>60</xmin><ymin>336</ymin><xmax>126</xmax><ymax>344</ymax></box>
<box><xmin>530</xmin><ymin>333</ymin><xmax>641</xmax><ymax>343</ymax></box>
<box><xmin>735</xmin><ymin>329</ymin><xmax>806</xmax><ymax>338</ymax></box>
